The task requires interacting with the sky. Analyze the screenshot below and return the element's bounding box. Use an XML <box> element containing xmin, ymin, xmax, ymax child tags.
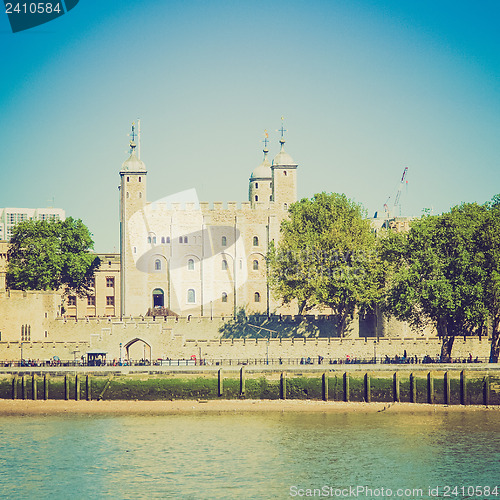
<box><xmin>1</xmin><ymin>0</ymin><xmax>499</xmax><ymax>252</ymax></box>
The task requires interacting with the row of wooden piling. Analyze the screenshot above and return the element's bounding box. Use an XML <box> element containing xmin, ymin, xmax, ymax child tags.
<box><xmin>226</xmin><ymin>368</ymin><xmax>492</xmax><ymax>405</ymax></box>
<box><xmin>10</xmin><ymin>370</ymin><xmax>493</xmax><ymax>405</ymax></box>
<box><xmin>11</xmin><ymin>374</ymin><xmax>92</xmax><ymax>401</ymax></box>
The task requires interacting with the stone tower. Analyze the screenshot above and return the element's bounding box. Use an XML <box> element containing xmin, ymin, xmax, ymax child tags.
<box><xmin>119</xmin><ymin>139</ymin><xmax>147</xmax><ymax>317</ymax></box>
<box><xmin>271</xmin><ymin>136</ymin><xmax>298</xmax><ymax>210</ymax></box>
<box><xmin>249</xmin><ymin>146</ymin><xmax>272</xmax><ymax>207</ymax></box>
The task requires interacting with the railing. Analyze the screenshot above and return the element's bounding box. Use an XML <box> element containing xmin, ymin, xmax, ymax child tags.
<box><xmin>0</xmin><ymin>356</ymin><xmax>494</xmax><ymax>368</ymax></box>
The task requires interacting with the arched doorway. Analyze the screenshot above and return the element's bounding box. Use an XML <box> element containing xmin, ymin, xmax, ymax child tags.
<box><xmin>125</xmin><ymin>338</ymin><xmax>152</xmax><ymax>364</ymax></box>
<box><xmin>152</xmin><ymin>288</ymin><xmax>164</xmax><ymax>308</ymax></box>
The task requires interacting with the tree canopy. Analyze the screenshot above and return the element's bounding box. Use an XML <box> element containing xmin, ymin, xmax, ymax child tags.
<box><xmin>380</xmin><ymin>200</ymin><xmax>500</xmax><ymax>360</ymax></box>
<box><xmin>268</xmin><ymin>192</ymin><xmax>382</xmax><ymax>335</ymax></box>
<box><xmin>6</xmin><ymin>217</ymin><xmax>100</xmax><ymax>295</ymax></box>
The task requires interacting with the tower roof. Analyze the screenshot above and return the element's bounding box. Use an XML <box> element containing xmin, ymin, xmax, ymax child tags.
<box><xmin>121</xmin><ymin>142</ymin><xmax>146</xmax><ymax>172</ymax></box>
<box><xmin>250</xmin><ymin>148</ymin><xmax>272</xmax><ymax>180</ymax></box>
<box><xmin>272</xmin><ymin>139</ymin><xmax>297</xmax><ymax>167</ymax></box>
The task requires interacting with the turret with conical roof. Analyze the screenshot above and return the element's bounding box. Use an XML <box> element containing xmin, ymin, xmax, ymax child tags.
<box><xmin>271</xmin><ymin>131</ymin><xmax>298</xmax><ymax>210</ymax></box>
<box><xmin>249</xmin><ymin>142</ymin><xmax>273</xmax><ymax>207</ymax></box>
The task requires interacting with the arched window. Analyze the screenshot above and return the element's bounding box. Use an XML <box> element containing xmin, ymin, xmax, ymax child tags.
<box><xmin>147</xmin><ymin>236</ymin><xmax>151</xmax><ymax>244</ymax></box>
<box><xmin>154</xmin><ymin>259</ymin><xmax>161</xmax><ymax>271</ymax></box>
<box><xmin>152</xmin><ymin>236</ymin><xmax>156</xmax><ymax>244</ymax></box>
<box><xmin>188</xmin><ymin>259</ymin><xmax>194</xmax><ymax>271</ymax></box>
<box><xmin>187</xmin><ymin>289</ymin><xmax>196</xmax><ymax>303</ymax></box>
<box><xmin>222</xmin><ymin>260</ymin><xmax>228</xmax><ymax>270</ymax></box>
<box><xmin>284</xmin><ymin>203</ymin><xmax>288</xmax><ymax>211</ymax></box>
<box><xmin>284</xmin><ymin>171</ymin><xmax>287</xmax><ymax>176</ymax></box>
<box><xmin>179</xmin><ymin>236</ymin><xmax>183</xmax><ymax>244</ymax></box>
<box><xmin>139</xmin><ymin>177</ymin><xmax>142</xmax><ymax>182</ymax></box>
<box><xmin>255</xmin><ymin>182</ymin><xmax>259</xmax><ymax>189</ymax></box>
<box><xmin>184</xmin><ymin>236</ymin><xmax>188</xmax><ymax>244</ymax></box>
<box><xmin>254</xmin><ymin>292</ymin><xmax>260</xmax><ymax>303</ymax></box>
<box><xmin>222</xmin><ymin>292</ymin><xmax>228</xmax><ymax>303</ymax></box>
<box><xmin>139</xmin><ymin>192</ymin><xmax>142</xmax><ymax>198</ymax></box>
<box><xmin>253</xmin><ymin>236</ymin><xmax>259</xmax><ymax>246</ymax></box>
<box><xmin>255</xmin><ymin>195</ymin><xmax>258</xmax><ymax>201</ymax></box>
<box><xmin>161</xmin><ymin>237</ymin><xmax>165</xmax><ymax>244</ymax></box>
<box><xmin>166</xmin><ymin>236</ymin><xmax>170</xmax><ymax>244</ymax></box>
<box><xmin>127</xmin><ymin>177</ymin><xmax>130</xmax><ymax>182</ymax></box>
<box><xmin>253</xmin><ymin>260</ymin><xmax>259</xmax><ymax>270</ymax></box>
<box><xmin>126</xmin><ymin>192</ymin><xmax>129</xmax><ymax>199</ymax></box>
<box><xmin>221</xmin><ymin>236</ymin><xmax>227</xmax><ymax>246</ymax></box>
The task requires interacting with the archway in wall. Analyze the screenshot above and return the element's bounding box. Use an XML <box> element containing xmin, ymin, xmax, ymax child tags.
<box><xmin>153</xmin><ymin>288</ymin><xmax>164</xmax><ymax>308</ymax></box>
<box><xmin>125</xmin><ymin>338</ymin><xmax>152</xmax><ymax>364</ymax></box>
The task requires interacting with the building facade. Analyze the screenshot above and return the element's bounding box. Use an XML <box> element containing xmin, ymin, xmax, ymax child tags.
<box><xmin>0</xmin><ymin>207</ymin><xmax>65</xmax><ymax>241</ymax></box>
<box><xmin>120</xmin><ymin>135</ymin><xmax>298</xmax><ymax>318</ymax></box>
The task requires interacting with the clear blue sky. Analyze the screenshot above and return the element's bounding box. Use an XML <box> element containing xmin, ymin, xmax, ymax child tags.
<box><xmin>1</xmin><ymin>0</ymin><xmax>499</xmax><ymax>252</ymax></box>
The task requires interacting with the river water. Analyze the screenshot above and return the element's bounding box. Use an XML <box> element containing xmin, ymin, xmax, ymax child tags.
<box><xmin>0</xmin><ymin>410</ymin><xmax>498</xmax><ymax>499</ymax></box>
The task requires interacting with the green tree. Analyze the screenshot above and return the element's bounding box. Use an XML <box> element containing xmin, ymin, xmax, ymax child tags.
<box><xmin>7</xmin><ymin>217</ymin><xmax>100</xmax><ymax>296</ymax></box>
<box><xmin>479</xmin><ymin>195</ymin><xmax>500</xmax><ymax>361</ymax></box>
<box><xmin>268</xmin><ymin>192</ymin><xmax>382</xmax><ymax>336</ymax></box>
<box><xmin>381</xmin><ymin>203</ymin><xmax>489</xmax><ymax>359</ymax></box>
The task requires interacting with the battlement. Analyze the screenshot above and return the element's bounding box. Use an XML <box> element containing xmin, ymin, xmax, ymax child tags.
<box><xmin>146</xmin><ymin>200</ymin><xmax>277</xmax><ymax>213</ymax></box>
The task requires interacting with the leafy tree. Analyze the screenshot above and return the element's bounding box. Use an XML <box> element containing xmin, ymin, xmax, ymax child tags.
<box><xmin>7</xmin><ymin>217</ymin><xmax>100</xmax><ymax>296</ymax></box>
<box><xmin>479</xmin><ymin>195</ymin><xmax>500</xmax><ymax>361</ymax></box>
<box><xmin>267</xmin><ymin>192</ymin><xmax>382</xmax><ymax>336</ymax></box>
<box><xmin>381</xmin><ymin>203</ymin><xmax>489</xmax><ymax>359</ymax></box>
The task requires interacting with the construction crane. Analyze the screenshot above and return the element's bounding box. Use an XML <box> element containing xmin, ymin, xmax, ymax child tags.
<box><xmin>383</xmin><ymin>167</ymin><xmax>409</xmax><ymax>218</ymax></box>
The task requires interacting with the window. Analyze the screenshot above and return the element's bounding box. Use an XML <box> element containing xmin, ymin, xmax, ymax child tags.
<box><xmin>148</xmin><ymin>236</ymin><xmax>152</xmax><ymax>244</ymax></box>
<box><xmin>284</xmin><ymin>171</ymin><xmax>287</xmax><ymax>176</ymax></box>
<box><xmin>106</xmin><ymin>296</ymin><xmax>115</xmax><ymax>306</ymax></box>
<box><xmin>187</xmin><ymin>289</ymin><xmax>196</xmax><ymax>303</ymax></box>
<box><xmin>221</xmin><ymin>236</ymin><xmax>227</xmax><ymax>246</ymax></box>
<box><xmin>139</xmin><ymin>192</ymin><xmax>142</xmax><ymax>198</ymax></box>
<box><xmin>139</xmin><ymin>177</ymin><xmax>142</xmax><ymax>182</ymax></box>
<box><xmin>188</xmin><ymin>259</ymin><xmax>194</xmax><ymax>270</ymax></box>
<box><xmin>179</xmin><ymin>236</ymin><xmax>183</xmax><ymax>244</ymax></box>
<box><xmin>152</xmin><ymin>236</ymin><xmax>156</xmax><ymax>244</ymax></box>
<box><xmin>134</xmin><ymin>247</ymin><xmax>137</xmax><ymax>253</ymax></box>
<box><xmin>284</xmin><ymin>203</ymin><xmax>288</xmax><ymax>211</ymax></box>
<box><xmin>155</xmin><ymin>259</ymin><xmax>162</xmax><ymax>271</ymax></box>
<box><xmin>255</xmin><ymin>182</ymin><xmax>259</xmax><ymax>189</ymax></box>
<box><xmin>68</xmin><ymin>296</ymin><xmax>77</xmax><ymax>306</ymax></box>
<box><xmin>106</xmin><ymin>277</ymin><xmax>115</xmax><ymax>288</ymax></box>
<box><xmin>166</xmin><ymin>236</ymin><xmax>170</xmax><ymax>244</ymax></box>
<box><xmin>222</xmin><ymin>292</ymin><xmax>228</xmax><ymax>303</ymax></box>
<box><xmin>126</xmin><ymin>192</ymin><xmax>129</xmax><ymax>199</ymax></box>
<box><xmin>184</xmin><ymin>236</ymin><xmax>188</xmax><ymax>244</ymax></box>
<box><xmin>127</xmin><ymin>176</ymin><xmax>130</xmax><ymax>182</ymax></box>
<box><xmin>270</xmin><ymin>195</ymin><xmax>272</xmax><ymax>201</ymax></box>
<box><xmin>87</xmin><ymin>296</ymin><xmax>95</xmax><ymax>306</ymax></box>
<box><xmin>222</xmin><ymin>260</ymin><xmax>228</xmax><ymax>270</ymax></box>
<box><xmin>89</xmin><ymin>278</ymin><xmax>95</xmax><ymax>288</ymax></box>
<box><xmin>255</xmin><ymin>195</ymin><xmax>258</xmax><ymax>201</ymax></box>
<box><xmin>254</xmin><ymin>292</ymin><xmax>260</xmax><ymax>303</ymax></box>
<box><xmin>253</xmin><ymin>260</ymin><xmax>259</xmax><ymax>270</ymax></box>
<box><xmin>21</xmin><ymin>325</ymin><xmax>30</xmax><ymax>342</ymax></box>
<box><xmin>253</xmin><ymin>236</ymin><xmax>259</xmax><ymax>246</ymax></box>
<box><xmin>161</xmin><ymin>237</ymin><xmax>165</xmax><ymax>244</ymax></box>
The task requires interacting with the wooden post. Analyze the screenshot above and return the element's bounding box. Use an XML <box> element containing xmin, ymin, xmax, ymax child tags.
<box><xmin>280</xmin><ymin>372</ymin><xmax>287</xmax><ymax>400</ymax></box>
<box><xmin>44</xmin><ymin>374</ymin><xmax>49</xmax><ymax>400</ymax></box>
<box><xmin>364</xmin><ymin>372</ymin><xmax>371</xmax><ymax>403</ymax></box>
<box><xmin>239</xmin><ymin>367</ymin><xmax>245</xmax><ymax>397</ymax></box>
<box><xmin>343</xmin><ymin>372</ymin><xmax>349</xmax><ymax>402</ymax></box>
<box><xmin>427</xmin><ymin>372</ymin><xmax>434</xmax><ymax>404</ymax></box>
<box><xmin>32</xmin><ymin>375</ymin><xmax>37</xmax><ymax>401</ymax></box>
<box><xmin>64</xmin><ymin>374</ymin><xmax>69</xmax><ymax>401</ymax></box>
<box><xmin>12</xmin><ymin>376</ymin><xmax>18</xmax><ymax>400</ymax></box>
<box><xmin>444</xmin><ymin>372</ymin><xmax>450</xmax><ymax>405</ymax></box>
<box><xmin>22</xmin><ymin>375</ymin><xmax>27</xmax><ymax>400</ymax></box>
<box><xmin>483</xmin><ymin>376</ymin><xmax>490</xmax><ymax>406</ymax></box>
<box><xmin>460</xmin><ymin>370</ymin><xmax>467</xmax><ymax>405</ymax></box>
<box><xmin>86</xmin><ymin>375</ymin><xmax>91</xmax><ymax>401</ymax></box>
<box><xmin>75</xmin><ymin>374</ymin><xmax>80</xmax><ymax>401</ymax></box>
<box><xmin>218</xmin><ymin>369</ymin><xmax>223</xmax><ymax>397</ymax></box>
<box><xmin>322</xmin><ymin>372</ymin><xmax>328</xmax><ymax>402</ymax></box>
<box><xmin>410</xmin><ymin>373</ymin><xmax>416</xmax><ymax>403</ymax></box>
<box><xmin>393</xmin><ymin>372</ymin><xmax>400</xmax><ymax>402</ymax></box>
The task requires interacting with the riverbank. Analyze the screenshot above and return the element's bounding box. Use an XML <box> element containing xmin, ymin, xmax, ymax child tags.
<box><xmin>0</xmin><ymin>399</ymin><xmax>498</xmax><ymax>415</ymax></box>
